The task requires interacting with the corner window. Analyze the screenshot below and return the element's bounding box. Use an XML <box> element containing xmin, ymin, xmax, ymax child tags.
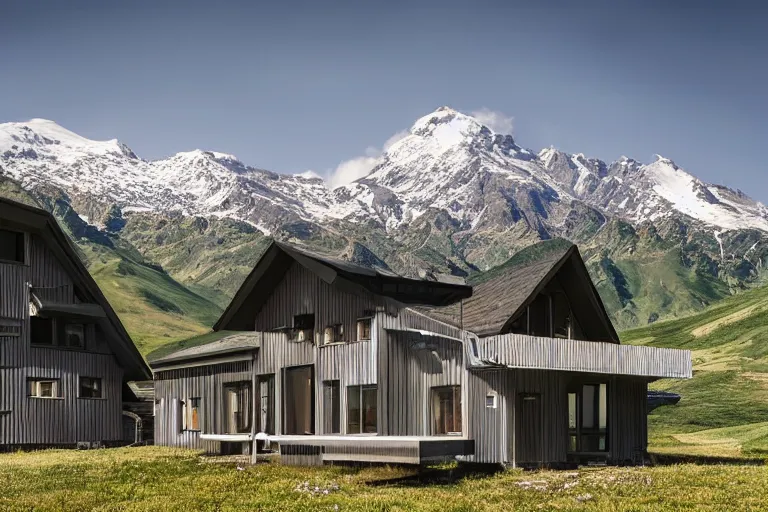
<box><xmin>323</xmin><ymin>380</ymin><xmax>341</xmax><ymax>433</ymax></box>
<box><xmin>432</xmin><ymin>386</ymin><xmax>462</xmax><ymax>435</ymax></box>
<box><xmin>79</xmin><ymin>377</ymin><xmax>102</xmax><ymax>399</ymax></box>
<box><xmin>184</xmin><ymin>397</ymin><xmax>201</xmax><ymax>431</ymax></box>
<box><xmin>0</xmin><ymin>229</ymin><xmax>24</xmax><ymax>263</ymax></box>
<box><xmin>28</xmin><ymin>378</ymin><xmax>61</xmax><ymax>398</ymax></box>
<box><xmin>568</xmin><ymin>383</ymin><xmax>608</xmax><ymax>453</ymax></box>
<box><xmin>347</xmin><ymin>385</ymin><xmax>377</xmax><ymax>434</ymax></box>
<box><xmin>356</xmin><ymin>318</ymin><xmax>372</xmax><ymax>341</ymax></box>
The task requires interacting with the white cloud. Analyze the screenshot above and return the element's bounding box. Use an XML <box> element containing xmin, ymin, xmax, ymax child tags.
<box><xmin>470</xmin><ymin>108</ymin><xmax>514</xmax><ymax>135</ymax></box>
<box><xmin>326</xmin><ymin>129</ymin><xmax>410</xmax><ymax>188</ymax></box>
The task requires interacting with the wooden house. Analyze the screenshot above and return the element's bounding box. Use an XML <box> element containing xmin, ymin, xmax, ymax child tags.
<box><xmin>151</xmin><ymin>241</ymin><xmax>691</xmax><ymax>467</ymax></box>
<box><xmin>0</xmin><ymin>198</ymin><xmax>151</xmax><ymax>449</ymax></box>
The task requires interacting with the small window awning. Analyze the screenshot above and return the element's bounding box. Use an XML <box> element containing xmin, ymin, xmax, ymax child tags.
<box><xmin>30</xmin><ymin>292</ymin><xmax>106</xmax><ymax>320</ymax></box>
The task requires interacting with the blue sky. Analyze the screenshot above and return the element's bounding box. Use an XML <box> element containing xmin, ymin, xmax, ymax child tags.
<box><xmin>2</xmin><ymin>0</ymin><xmax>767</xmax><ymax>199</ymax></box>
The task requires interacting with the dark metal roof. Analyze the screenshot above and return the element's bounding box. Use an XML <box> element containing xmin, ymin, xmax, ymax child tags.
<box><xmin>214</xmin><ymin>240</ymin><xmax>473</xmax><ymax>331</ymax></box>
<box><xmin>0</xmin><ymin>196</ymin><xmax>151</xmax><ymax>380</ymax></box>
<box><xmin>151</xmin><ymin>331</ymin><xmax>261</xmax><ymax>367</ymax></box>
<box><xmin>30</xmin><ymin>291</ymin><xmax>107</xmax><ymax>319</ymax></box>
<box><xmin>419</xmin><ymin>242</ymin><xmax>619</xmax><ymax>342</ymax></box>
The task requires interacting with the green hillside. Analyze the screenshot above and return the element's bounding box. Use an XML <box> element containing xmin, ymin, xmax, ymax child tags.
<box><xmin>622</xmin><ymin>284</ymin><xmax>768</xmax><ymax>457</ymax></box>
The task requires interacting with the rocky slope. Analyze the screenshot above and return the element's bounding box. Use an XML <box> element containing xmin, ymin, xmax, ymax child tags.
<box><xmin>2</xmin><ymin>107</ymin><xmax>767</xmax><ymax>330</ymax></box>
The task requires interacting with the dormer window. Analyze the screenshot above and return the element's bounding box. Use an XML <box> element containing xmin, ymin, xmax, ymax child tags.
<box><xmin>323</xmin><ymin>324</ymin><xmax>344</xmax><ymax>345</ymax></box>
<box><xmin>356</xmin><ymin>317</ymin><xmax>372</xmax><ymax>341</ymax></box>
<box><xmin>0</xmin><ymin>229</ymin><xmax>24</xmax><ymax>264</ymax></box>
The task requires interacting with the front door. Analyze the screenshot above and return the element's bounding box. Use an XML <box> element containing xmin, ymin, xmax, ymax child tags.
<box><xmin>283</xmin><ymin>365</ymin><xmax>315</xmax><ymax>435</ymax></box>
<box><xmin>515</xmin><ymin>393</ymin><xmax>543</xmax><ymax>466</ymax></box>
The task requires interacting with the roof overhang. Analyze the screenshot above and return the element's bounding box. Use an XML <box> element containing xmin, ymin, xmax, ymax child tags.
<box><xmin>30</xmin><ymin>292</ymin><xmax>106</xmax><ymax>320</ymax></box>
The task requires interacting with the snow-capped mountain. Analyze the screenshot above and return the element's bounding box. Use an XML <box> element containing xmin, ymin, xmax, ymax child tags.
<box><xmin>2</xmin><ymin>109</ymin><xmax>767</xmax><ymax>239</ymax></box>
<box><xmin>3</xmin><ymin>107</ymin><xmax>768</xmax><ymax>330</ymax></box>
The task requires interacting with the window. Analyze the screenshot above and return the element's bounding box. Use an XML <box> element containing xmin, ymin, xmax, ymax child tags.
<box><xmin>347</xmin><ymin>385</ymin><xmax>377</xmax><ymax>434</ymax></box>
<box><xmin>61</xmin><ymin>323</ymin><xmax>85</xmax><ymax>348</ymax></box>
<box><xmin>568</xmin><ymin>383</ymin><xmax>608</xmax><ymax>453</ymax></box>
<box><xmin>223</xmin><ymin>381</ymin><xmax>251</xmax><ymax>433</ymax></box>
<box><xmin>323</xmin><ymin>380</ymin><xmax>341</xmax><ymax>433</ymax></box>
<box><xmin>258</xmin><ymin>375</ymin><xmax>275</xmax><ymax>434</ymax></box>
<box><xmin>292</xmin><ymin>314</ymin><xmax>314</xmax><ymax>342</ymax></box>
<box><xmin>323</xmin><ymin>324</ymin><xmax>344</xmax><ymax>345</ymax></box>
<box><xmin>432</xmin><ymin>386</ymin><xmax>462</xmax><ymax>435</ymax></box>
<box><xmin>183</xmin><ymin>397</ymin><xmax>201</xmax><ymax>431</ymax></box>
<box><xmin>28</xmin><ymin>378</ymin><xmax>61</xmax><ymax>398</ymax></box>
<box><xmin>486</xmin><ymin>392</ymin><xmax>498</xmax><ymax>409</ymax></box>
<box><xmin>30</xmin><ymin>317</ymin><xmax>54</xmax><ymax>346</ymax></box>
<box><xmin>0</xmin><ymin>229</ymin><xmax>24</xmax><ymax>263</ymax></box>
<box><xmin>79</xmin><ymin>377</ymin><xmax>102</xmax><ymax>398</ymax></box>
<box><xmin>356</xmin><ymin>318</ymin><xmax>372</xmax><ymax>341</ymax></box>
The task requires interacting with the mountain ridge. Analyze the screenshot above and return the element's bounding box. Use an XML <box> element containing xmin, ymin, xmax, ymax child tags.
<box><xmin>2</xmin><ymin>107</ymin><xmax>768</xmax><ymax>330</ymax></box>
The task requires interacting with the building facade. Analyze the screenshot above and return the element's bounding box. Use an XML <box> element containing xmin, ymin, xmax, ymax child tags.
<box><xmin>0</xmin><ymin>198</ymin><xmax>151</xmax><ymax>448</ymax></box>
<box><xmin>152</xmin><ymin>241</ymin><xmax>691</xmax><ymax>466</ymax></box>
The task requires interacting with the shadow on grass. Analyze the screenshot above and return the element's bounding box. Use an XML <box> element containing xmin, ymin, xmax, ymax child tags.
<box><xmin>366</xmin><ymin>463</ymin><xmax>504</xmax><ymax>488</ymax></box>
<box><xmin>650</xmin><ymin>452</ymin><xmax>767</xmax><ymax>466</ymax></box>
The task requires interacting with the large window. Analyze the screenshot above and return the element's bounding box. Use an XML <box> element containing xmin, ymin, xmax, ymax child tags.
<box><xmin>28</xmin><ymin>378</ymin><xmax>61</xmax><ymax>398</ymax></box>
<box><xmin>183</xmin><ymin>397</ymin><xmax>201</xmax><ymax>431</ymax></box>
<box><xmin>568</xmin><ymin>383</ymin><xmax>608</xmax><ymax>453</ymax></box>
<box><xmin>0</xmin><ymin>229</ymin><xmax>24</xmax><ymax>263</ymax></box>
<box><xmin>432</xmin><ymin>386</ymin><xmax>462</xmax><ymax>435</ymax></box>
<box><xmin>79</xmin><ymin>377</ymin><xmax>102</xmax><ymax>399</ymax></box>
<box><xmin>224</xmin><ymin>381</ymin><xmax>251</xmax><ymax>434</ymax></box>
<box><xmin>347</xmin><ymin>385</ymin><xmax>377</xmax><ymax>434</ymax></box>
<box><xmin>323</xmin><ymin>380</ymin><xmax>341</xmax><ymax>433</ymax></box>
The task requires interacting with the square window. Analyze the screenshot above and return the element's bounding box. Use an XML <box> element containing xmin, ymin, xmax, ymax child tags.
<box><xmin>356</xmin><ymin>318</ymin><xmax>372</xmax><ymax>341</ymax></box>
<box><xmin>79</xmin><ymin>377</ymin><xmax>102</xmax><ymax>398</ymax></box>
<box><xmin>0</xmin><ymin>229</ymin><xmax>24</xmax><ymax>263</ymax></box>
<box><xmin>30</xmin><ymin>317</ymin><xmax>54</xmax><ymax>346</ymax></box>
<box><xmin>63</xmin><ymin>323</ymin><xmax>85</xmax><ymax>348</ymax></box>
<box><xmin>485</xmin><ymin>393</ymin><xmax>497</xmax><ymax>409</ymax></box>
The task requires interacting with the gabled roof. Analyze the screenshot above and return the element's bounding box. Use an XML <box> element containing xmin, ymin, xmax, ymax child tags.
<box><xmin>0</xmin><ymin>197</ymin><xmax>151</xmax><ymax>380</ymax></box>
<box><xmin>214</xmin><ymin>241</ymin><xmax>473</xmax><ymax>331</ymax></box>
<box><xmin>420</xmin><ymin>240</ymin><xmax>619</xmax><ymax>342</ymax></box>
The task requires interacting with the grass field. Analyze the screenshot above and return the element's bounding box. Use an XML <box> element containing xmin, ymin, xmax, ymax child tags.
<box><xmin>623</xmin><ymin>282</ymin><xmax>768</xmax><ymax>458</ymax></box>
<box><xmin>0</xmin><ymin>447</ymin><xmax>767</xmax><ymax>511</ymax></box>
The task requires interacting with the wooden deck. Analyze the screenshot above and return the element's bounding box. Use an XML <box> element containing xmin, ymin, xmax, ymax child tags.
<box><xmin>269</xmin><ymin>435</ymin><xmax>475</xmax><ymax>465</ymax></box>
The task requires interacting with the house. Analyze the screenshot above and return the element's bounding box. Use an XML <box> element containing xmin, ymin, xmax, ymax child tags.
<box><xmin>151</xmin><ymin>240</ymin><xmax>691</xmax><ymax>467</ymax></box>
<box><xmin>0</xmin><ymin>197</ymin><xmax>151</xmax><ymax>449</ymax></box>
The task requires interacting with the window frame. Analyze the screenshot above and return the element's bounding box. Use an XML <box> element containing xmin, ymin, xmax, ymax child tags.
<box><xmin>323</xmin><ymin>380</ymin><xmax>341</xmax><ymax>434</ymax></box>
<box><xmin>346</xmin><ymin>384</ymin><xmax>377</xmax><ymax>435</ymax></box>
<box><xmin>431</xmin><ymin>385</ymin><xmax>462</xmax><ymax>435</ymax></box>
<box><xmin>356</xmin><ymin>317</ymin><xmax>372</xmax><ymax>341</ymax></box>
<box><xmin>223</xmin><ymin>380</ymin><xmax>252</xmax><ymax>434</ymax></box>
<box><xmin>31</xmin><ymin>317</ymin><xmax>89</xmax><ymax>350</ymax></box>
<box><xmin>27</xmin><ymin>378</ymin><xmax>62</xmax><ymax>399</ymax></box>
<box><xmin>183</xmin><ymin>397</ymin><xmax>202</xmax><ymax>432</ymax></box>
<box><xmin>567</xmin><ymin>382</ymin><xmax>609</xmax><ymax>454</ymax></box>
<box><xmin>322</xmin><ymin>324</ymin><xmax>344</xmax><ymax>345</ymax></box>
<box><xmin>0</xmin><ymin>229</ymin><xmax>25</xmax><ymax>265</ymax></box>
<box><xmin>78</xmin><ymin>376</ymin><xmax>103</xmax><ymax>399</ymax></box>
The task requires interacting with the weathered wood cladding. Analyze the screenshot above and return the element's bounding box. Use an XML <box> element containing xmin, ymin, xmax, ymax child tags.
<box><xmin>0</xmin><ymin>234</ymin><xmax>125</xmax><ymax>446</ymax></box>
<box><xmin>154</xmin><ymin>360</ymin><xmax>253</xmax><ymax>452</ymax></box>
<box><xmin>477</xmin><ymin>334</ymin><xmax>692</xmax><ymax>379</ymax></box>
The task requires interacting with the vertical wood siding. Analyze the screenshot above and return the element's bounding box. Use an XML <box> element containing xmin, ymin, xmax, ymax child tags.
<box><xmin>0</xmin><ymin>234</ymin><xmax>124</xmax><ymax>446</ymax></box>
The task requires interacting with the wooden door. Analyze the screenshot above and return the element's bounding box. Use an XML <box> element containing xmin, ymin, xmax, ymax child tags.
<box><xmin>515</xmin><ymin>392</ymin><xmax>543</xmax><ymax>466</ymax></box>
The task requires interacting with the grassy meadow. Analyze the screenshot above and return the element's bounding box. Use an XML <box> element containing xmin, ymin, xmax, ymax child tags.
<box><xmin>623</xmin><ymin>282</ymin><xmax>768</xmax><ymax>458</ymax></box>
<box><xmin>1</xmin><ymin>447</ymin><xmax>767</xmax><ymax>511</ymax></box>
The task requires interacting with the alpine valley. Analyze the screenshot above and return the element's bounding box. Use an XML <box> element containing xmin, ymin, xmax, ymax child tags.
<box><xmin>2</xmin><ymin>107</ymin><xmax>767</xmax><ymax>354</ymax></box>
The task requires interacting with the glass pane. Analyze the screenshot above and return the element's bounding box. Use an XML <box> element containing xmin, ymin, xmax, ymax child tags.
<box><xmin>568</xmin><ymin>393</ymin><xmax>577</xmax><ymax>429</ymax></box>
<box><xmin>362</xmin><ymin>387</ymin><xmax>377</xmax><ymax>433</ymax></box>
<box><xmin>324</xmin><ymin>381</ymin><xmax>340</xmax><ymax>433</ymax></box>
<box><xmin>569</xmin><ymin>435</ymin><xmax>577</xmax><ymax>452</ymax></box>
<box><xmin>347</xmin><ymin>386</ymin><xmax>361</xmax><ymax>434</ymax></box>
<box><xmin>599</xmin><ymin>435</ymin><xmax>606</xmax><ymax>451</ymax></box>
<box><xmin>599</xmin><ymin>384</ymin><xmax>607</xmax><ymax>430</ymax></box>
<box><xmin>582</xmin><ymin>385</ymin><xmax>595</xmax><ymax>429</ymax></box>
<box><xmin>40</xmin><ymin>381</ymin><xmax>53</xmax><ymax>397</ymax></box>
